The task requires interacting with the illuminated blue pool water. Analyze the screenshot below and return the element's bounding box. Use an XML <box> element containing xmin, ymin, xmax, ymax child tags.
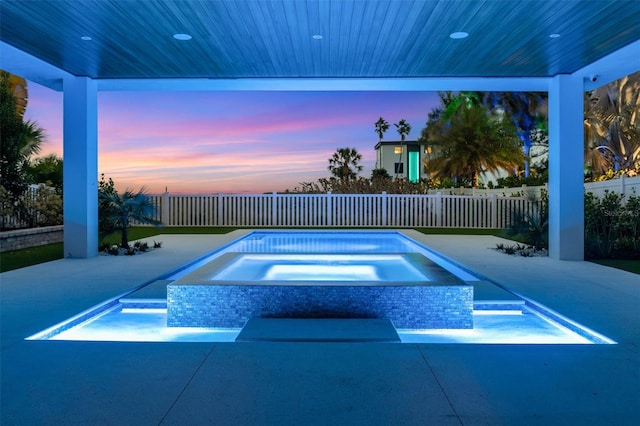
<box><xmin>169</xmin><ymin>231</ymin><xmax>479</xmax><ymax>281</ymax></box>
<box><xmin>28</xmin><ymin>231</ymin><xmax>616</xmax><ymax>344</ymax></box>
<box><xmin>209</xmin><ymin>254</ymin><xmax>433</xmax><ymax>281</ymax></box>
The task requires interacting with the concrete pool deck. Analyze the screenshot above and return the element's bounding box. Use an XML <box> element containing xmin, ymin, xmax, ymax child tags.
<box><xmin>1</xmin><ymin>230</ymin><xmax>639</xmax><ymax>425</ymax></box>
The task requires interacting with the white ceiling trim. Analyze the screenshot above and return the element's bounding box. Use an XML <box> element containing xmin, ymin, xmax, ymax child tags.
<box><xmin>96</xmin><ymin>77</ymin><xmax>551</xmax><ymax>92</ymax></box>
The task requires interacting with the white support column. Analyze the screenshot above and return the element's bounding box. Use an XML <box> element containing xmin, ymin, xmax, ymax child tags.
<box><xmin>63</xmin><ymin>76</ymin><xmax>98</xmax><ymax>258</ymax></box>
<box><xmin>548</xmin><ymin>74</ymin><xmax>584</xmax><ymax>260</ymax></box>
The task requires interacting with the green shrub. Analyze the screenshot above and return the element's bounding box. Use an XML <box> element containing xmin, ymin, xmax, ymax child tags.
<box><xmin>27</xmin><ymin>183</ymin><xmax>62</xmax><ymax>227</ymax></box>
<box><xmin>504</xmin><ymin>189</ymin><xmax>548</xmax><ymax>250</ymax></box>
<box><xmin>584</xmin><ymin>190</ymin><xmax>640</xmax><ymax>259</ymax></box>
<box><xmin>494</xmin><ymin>172</ymin><xmax>548</xmax><ymax>188</ymax></box>
<box><xmin>98</xmin><ymin>174</ymin><xmax>162</xmax><ymax>248</ymax></box>
<box><xmin>98</xmin><ymin>174</ymin><xmax>119</xmax><ymax>241</ymax></box>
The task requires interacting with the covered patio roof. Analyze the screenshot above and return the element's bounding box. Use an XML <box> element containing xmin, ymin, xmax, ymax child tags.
<box><xmin>2</xmin><ymin>0</ymin><xmax>639</xmax><ymax>90</ymax></box>
<box><xmin>1</xmin><ymin>0</ymin><xmax>640</xmax><ymax>259</ymax></box>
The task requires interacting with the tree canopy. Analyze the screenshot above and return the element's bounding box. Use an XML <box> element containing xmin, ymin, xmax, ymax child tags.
<box><xmin>424</xmin><ymin>100</ymin><xmax>523</xmax><ymax>188</ymax></box>
<box><xmin>327</xmin><ymin>147</ymin><xmax>363</xmax><ymax>181</ymax></box>
<box><xmin>0</xmin><ymin>71</ymin><xmax>46</xmax><ymax>199</ymax></box>
<box><xmin>584</xmin><ymin>71</ymin><xmax>640</xmax><ymax>176</ymax></box>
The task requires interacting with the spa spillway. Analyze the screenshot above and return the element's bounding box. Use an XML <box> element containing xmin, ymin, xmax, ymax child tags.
<box><xmin>167</xmin><ymin>252</ymin><xmax>473</xmax><ymax>329</ymax></box>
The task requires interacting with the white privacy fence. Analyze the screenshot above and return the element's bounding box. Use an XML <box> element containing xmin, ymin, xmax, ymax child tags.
<box><xmin>7</xmin><ymin>178</ymin><xmax>636</xmax><ymax>230</ymax></box>
<box><xmin>440</xmin><ymin>176</ymin><xmax>640</xmax><ymax>198</ymax></box>
<box><xmin>146</xmin><ymin>192</ymin><xmax>536</xmax><ymax>229</ymax></box>
<box><xmin>582</xmin><ymin>175</ymin><xmax>640</xmax><ymax>198</ymax></box>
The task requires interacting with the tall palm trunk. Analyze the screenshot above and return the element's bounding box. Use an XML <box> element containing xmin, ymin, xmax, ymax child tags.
<box><xmin>471</xmin><ymin>168</ymin><xmax>479</xmax><ymax>188</ymax></box>
<box><xmin>120</xmin><ymin>220</ymin><xmax>130</xmax><ymax>248</ymax></box>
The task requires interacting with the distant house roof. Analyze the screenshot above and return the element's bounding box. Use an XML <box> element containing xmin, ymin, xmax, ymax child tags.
<box><xmin>374</xmin><ymin>140</ymin><xmax>421</xmax><ymax>150</ymax></box>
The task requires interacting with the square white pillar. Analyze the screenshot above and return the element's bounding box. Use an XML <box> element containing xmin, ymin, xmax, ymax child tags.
<box><xmin>63</xmin><ymin>76</ymin><xmax>98</xmax><ymax>258</ymax></box>
<box><xmin>548</xmin><ymin>74</ymin><xmax>584</xmax><ymax>260</ymax></box>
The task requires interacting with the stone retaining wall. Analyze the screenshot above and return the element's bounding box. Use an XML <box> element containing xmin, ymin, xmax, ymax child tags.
<box><xmin>0</xmin><ymin>226</ymin><xmax>64</xmax><ymax>252</ymax></box>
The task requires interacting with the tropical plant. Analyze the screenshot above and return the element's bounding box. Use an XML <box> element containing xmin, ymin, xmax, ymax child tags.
<box><xmin>393</xmin><ymin>119</ymin><xmax>411</xmax><ymax>178</ymax></box>
<box><xmin>424</xmin><ymin>103</ymin><xmax>523</xmax><ymax>188</ymax></box>
<box><xmin>484</xmin><ymin>91</ymin><xmax>548</xmax><ymax>177</ymax></box>
<box><xmin>584</xmin><ymin>72</ymin><xmax>640</xmax><ymax>177</ymax></box>
<box><xmin>374</xmin><ymin>117</ymin><xmax>389</xmax><ymax>142</ymax></box>
<box><xmin>505</xmin><ymin>190</ymin><xmax>549</xmax><ymax>250</ymax></box>
<box><xmin>21</xmin><ymin>183</ymin><xmax>63</xmax><ymax>227</ymax></box>
<box><xmin>371</xmin><ymin>168</ymin><xmax>391</xmax><ymax>181</ymax></box>
<box><xmin>1</xmin><ymin>71</ymin><xmax>46</xmax><ymax>200</ymax></box>
<box><xmin>394</xmin><ymin>119</ymin><xmax>411</xmax><ymax>143</ymax></box>
<box><xmin>98</xmin><ymin>179</ymin><xmax>162</xmax><ymax>248</ymax></box>
<box><xmin>584</xmin><ymin>190</ymin><xmax>640</xmax><ymax>259</ymax></box>
<box><xmin>441</xmin><ymin>91</ymin><xmax>484</xmax><ymax>120</ymax></box>
<box><xmin>98</xmin><ymin>173</ymin><xmax>118</xmax><ymax>240</ymax></box>
<box><xmin>27</xmin><ymin>154</ymin><xmax>63</xmax><ymax>193</ymax></box>
<box><xmin>327</xmin><ymin>147</ymin><xmax>363</xmax><ymax>181</ymax></box>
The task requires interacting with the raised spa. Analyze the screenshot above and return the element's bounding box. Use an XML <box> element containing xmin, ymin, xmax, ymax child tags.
<box><xmin>210</xmin><ymin>254</ymin><xmax>436</xmax><ymax>282</ymax></box>
<box><xmin>167</xmin><ymin>251</ymin><xmax>473</xmax><ymax>329</ymax></box>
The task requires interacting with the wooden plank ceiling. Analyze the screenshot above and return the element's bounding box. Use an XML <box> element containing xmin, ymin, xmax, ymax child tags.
<box><xmin>1</xmin><ymin>0</ymin><xmax>639</xmax><ymax>80</ymax></box>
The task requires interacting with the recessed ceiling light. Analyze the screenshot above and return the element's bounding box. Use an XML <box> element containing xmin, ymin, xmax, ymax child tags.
<box><xmin>449</xmin><ymin>31</ymin><xmax>469</xmax><ymax>39</ymax></box>
<box><xmin>173</xmin><ymin>33</ymin><xmax>192</xmax><ymax>41</ymax></box>
<box><xmin>312</xmin><ymin>34</ymin><xmax>323</xmax><ymax>40</ymax></box>
<box><xmin>80</xmin><ymin>36</ymin><xmax>92</xmax><ymax>41</ymax></box>
<box><xmin>549</xmin><ymin>33</ymin><xmax>560</xmax><ymax>38</ymax></box>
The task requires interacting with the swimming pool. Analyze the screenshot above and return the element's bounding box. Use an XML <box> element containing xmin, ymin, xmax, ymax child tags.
<box><xmin>27</xmin><ymin>230</ymin><xmax>616</xmax><ymax>344</ymax></box>
<box><xmin>168</xmin><ymin>231</ymin><xmax>479</xmax><ymax>281</ymax></box>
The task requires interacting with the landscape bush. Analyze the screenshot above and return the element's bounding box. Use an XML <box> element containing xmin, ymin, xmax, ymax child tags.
<box><xmin>502</xmin><ymin>189</ymin><xmax>548</xmax><ymax>251</ymax></box>
<box><xmin>23</xmin><ymin>183</ymin><xmax>62</xmax><ymax>227</ymax></box>
<box><xmin>1</xmin><ymin>183</ymin><xmax>62</xmax><ymax>229</ymax></box>
<box><xmin>498</xmin><ymin>189</ymin><xmax>639</xmax><ymax>260</ymax></box>
<box><xmin>584</xmin><ymin>191</ymin><xmax>640</xmax><ymax>259</ymax></box>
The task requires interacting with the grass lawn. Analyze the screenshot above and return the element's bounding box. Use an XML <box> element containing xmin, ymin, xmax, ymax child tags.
<box><xmin>589</xmin><ymin>259</ymin><xmax>640</xmax><ymax>274</ymax></box>
<box><xmin>415</xmin><ymin>228</ymin><xmax>503</xmax><ymax>236</ymax></box>
<box><xmin>1</xmin><ymin>227</ymin><xmax>234</xmax><ymax>273</ymax></box>
<box><xmin>1</xmin><ymin>243</ymin><xmax>64</xmax><ymax>273</ymax></box>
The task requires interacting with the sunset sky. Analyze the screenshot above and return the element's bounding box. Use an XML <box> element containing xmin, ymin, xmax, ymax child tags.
<box><xmin>25</xmin><ymin>81</ymin><xmax>440</xmax><ymax>194</ymax></box>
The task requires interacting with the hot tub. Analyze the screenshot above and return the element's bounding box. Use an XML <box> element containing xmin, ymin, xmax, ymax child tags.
<box><xmin>167</xmin><ymin>252</ymin><xmax>473</xmax><ymax>329</ymax></box>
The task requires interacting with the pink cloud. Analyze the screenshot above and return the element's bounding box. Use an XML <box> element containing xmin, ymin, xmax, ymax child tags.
<box><xmin>27</xmin><ymin>87</ymin><xmax>439</xmax><ymax>193</ymax></box>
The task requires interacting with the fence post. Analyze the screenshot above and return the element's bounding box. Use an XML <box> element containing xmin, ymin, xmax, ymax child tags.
<box><xmin>272</xmin><ymin>192</ymin><xmax>278</xmax><ymax>226</ymax></box>
<box><xmin>326</xmin><ymin>192</ymin><xmax>332</xmax><ymax>226</ymax></box>
<box><xmin>217</xmin><ymin>193</ymin><xmax>223</xmax><ymax>226</ymax></box>
<box><xmin>490</xmin><ymin>193</ymin><xmax>497</xmax><ymax>228</ymax></box>
<box><xmin>381</xmin><ymin>191</ymin><xmax>387</xmax><ymax>226</ymax></box>
<box><xmin>436</xmin><ymin>192</ymin><xmax>442</xmax><ymax>227</ymax></box>
<box><xmin>162</xmin><ymin>190</ymin><xmax>170</xmax><ymax>225</ymax></box>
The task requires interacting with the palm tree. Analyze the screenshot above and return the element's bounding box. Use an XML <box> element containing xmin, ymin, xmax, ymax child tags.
<box><xmin>328</xmin><ymin>147</ymin><xmax>363</xmax><ymax>181</ymax></box>
<box><xmin>394</xmin><ymin>119</ymin><xmax>411</xmax><ymax>143</ymax></box>
<box><xmin>6</xmin><ymin>71</ymin><xmax>28</xmax><ymax>118</ymax></box>
<box><xmin>584</xmin><ymin>72</ymin><xmax>640</xmax><ymax>175</ymax></box>
<box><xmin>98</xmin><ymin>187</ymin><xmax>161</xmax><ymax>248</ymax></box>
<box><xmin>425</xmin><ymin>103</ymin><xmax>523</xmax><ymax>188</ymax></box>
<box><xmin>441</xmin><ymin>91</ymin><xmax>484</xmax><ymax>121</ymax></box>
<box><xmin>374</xmin><ymin>117</ymin><xmax>389</xmax><ymax>142</ymax></box>
<box><xmin>0</xmin><ymin>71</ymin><xmax>46</xmax><ymax>199</ymax></box>
<box><xmin>393</xmin><ymin>119</ymin><xmax>411</xmax><ymax>178</ymax></box>
<box><xmin>484</xmin><ymin>91</ymin><xmax>547</xmax><ymax>177</ymax></box>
